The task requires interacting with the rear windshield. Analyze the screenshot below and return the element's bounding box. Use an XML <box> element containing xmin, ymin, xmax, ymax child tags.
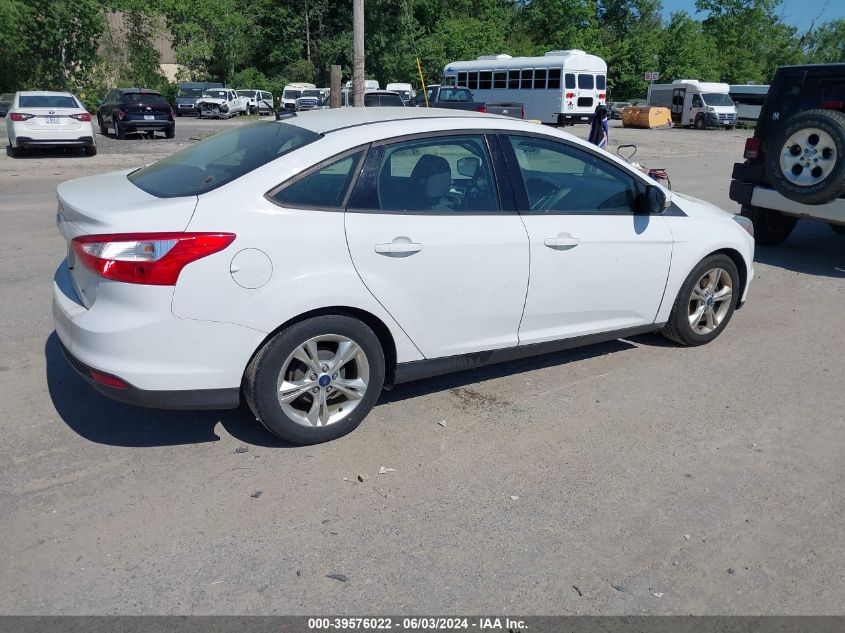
<box><xmin>19</xmin><ymin>95</ymin><xmax>78</xmax><ymax>108</ymax></box>
<box><xmin>365</xmin><ymin>94</ymin><xmax>404</xmax><ymax>107</ymax></box>
<box><xmin>128</xmin><ymin>121</ymin><xmax>321</xmax><ymax>198</ymax></box>
<box><xmin>125</xmin><ymin>92</ymin><xmax>166</xmax><ymax>103</ymax></box>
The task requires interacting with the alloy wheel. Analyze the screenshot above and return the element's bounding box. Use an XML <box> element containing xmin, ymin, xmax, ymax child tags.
<box><xmin>688</xmin><ymin>268</ymin><xmax>733</xmax><ymax>335</ymax></box>
<box><xmin>779</xmin><ymin>127</ymin><xmax>837</xmax><ymax>186</ymax></box>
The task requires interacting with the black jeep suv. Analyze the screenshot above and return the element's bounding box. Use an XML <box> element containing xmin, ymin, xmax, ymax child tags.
<box><xmin>729</xmin><ymin>64</ymin><xmax>845</xmax><ymax>244</ymax></box>
<box><xmin>96</xmin><ymin>88</ymin><xmax>175</xmax><ymax>140</ymax></box>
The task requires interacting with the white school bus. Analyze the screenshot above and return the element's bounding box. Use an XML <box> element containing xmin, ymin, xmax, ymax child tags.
<box><xmin>442</xmin><ymin>49</ymin><xmax>608</xmax><ymax>125</ymax></box>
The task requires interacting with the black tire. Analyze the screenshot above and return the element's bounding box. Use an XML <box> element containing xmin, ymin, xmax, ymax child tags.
<box><xmin>765</xmin><ymin>109</ymin><xmax>845</xmax><ymax>205</ymax></box>
<box><xmin>165</xmin><ymin>126</ymin><xmax>175</xmax><ymax>139</ymax></box>
<box><xmin>830</xmin><ymin>223</ymin><xmax>845</xmax><ymax>236</ymax></box>
<box><xmin>97</xmin><ymin>115</ymin><xmax>107</xmax><ymax>136</ymax></box>
<box><xmin>740</xmin><ymin>205</ymin><xmax>797</xmax><ymax>246</ymax></box>
<box><xmin>84</xmin><ymin>144</ymin><xmax>97</xmax><ymax>157</ymax></box>
<box><xmin>662</xmin><ymin>253</ymin><xmax>740</xmax><ymax>347</ymax></box>
<box><xmin>726</xmin><ymin>125</ymin><xmax>734</xmax><ymax>131</ymax></box>
<box><xmin>694</xmin><ymin>113</ymin><xmax>706</xmax><ymax>130</ymax></box>
<box><xmin>10</xmin><ymin>145</ymin><xmax>23</xmax><ymax>158</ymax></box>
<box><xmin>197</xmin><ymin>110</ymin><xmax>202</xmax><ymax>119</ymax></box>
<box><xmin>114</xmin><ymin>119</ymin><xmax>125</xmax><ymax>140</ymax></box>
<box><xmin>244</xmin><ymin>315</ymin><xmax>385</xmax><ymax>444</ymax></box>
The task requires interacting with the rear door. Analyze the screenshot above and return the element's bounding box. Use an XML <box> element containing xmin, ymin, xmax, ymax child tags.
<box><xmin>345</xmin><ymin>133</ymin><xmax>529</xmax><ymax>358</ymax></box>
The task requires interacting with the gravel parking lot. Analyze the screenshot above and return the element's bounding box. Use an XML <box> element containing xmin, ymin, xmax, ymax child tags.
<box><xmin>1</xmin><ymin>115</ymin><xmax>843</xmax><ymax>615</ymax></box>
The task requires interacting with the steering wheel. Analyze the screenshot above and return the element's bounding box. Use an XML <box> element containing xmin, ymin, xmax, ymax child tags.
<box><xmin>525</xmin><ymin>177</ymin><xmax>559</xmax><ymax>211</ymax></box>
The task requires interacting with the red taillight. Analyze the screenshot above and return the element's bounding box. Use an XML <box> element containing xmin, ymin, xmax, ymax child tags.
<box><xmin>70</xmin><ymin>112</ymin><xmax>91</xmax><ymax>121</ymax></box>
<box><xmin>116</xmin><ymin>109</ymin><xmax>125</xmax><ymax>120</ymax></box>
<box><xmin>598</xmin><ymin>93</ymin><xmax>606</xmax><ymax>100</ymax></box>
<box><xmin>10</xmin><ymin>112</ymin><xmax>35</xmax><ymax>121</ymax></box>
<box><xmin>89</xmin><ymin>369</ymin><xmax>129</xmax><ymax>389</ymax></box>
<box><xmin>476</xmin><ymin>104</ymin><xmax>487</xmax><ymax>113</ymax></box>
<box><xmin>821</xmin><ymin>100</ymin><xmax>844</xmax><ymax>110</ymax></box>
<box><xmin>71</xmin><ymin>232</ymin><xmax>236</xmax><ymax>286</ymax></box>
<box><xmin>744</xmin><ymin>137</ymin><xmax>762</xmax><ymax>160</ymax></box>
<box><xmin>565</xmin><ymin>92</ymin><xmax>575</xmax><ymax>99</ymax></box>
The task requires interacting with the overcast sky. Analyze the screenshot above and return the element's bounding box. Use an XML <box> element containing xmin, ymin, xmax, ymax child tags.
<box><xmin>661</xmin><ymin>0</ymin><xmax>844</xmax><ymax>32</ymax></box>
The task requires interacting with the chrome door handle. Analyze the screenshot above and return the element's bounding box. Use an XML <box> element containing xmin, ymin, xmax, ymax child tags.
<box><xmin>374</xmin><ymin>241</ymin><xmax>423</xmax><ymax>256</ymax></box>
<box><xmin>544</xmin><ymin>236</ymin><xmax>580</xmax><ymax>250</ymax></box>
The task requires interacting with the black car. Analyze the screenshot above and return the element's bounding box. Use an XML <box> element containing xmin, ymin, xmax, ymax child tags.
<box><xmin>0</xmin><ymin>93</ymin><xmax>13</xmax><ymax>117</ymax></box>
<box><xmin>729</xmin><ymin>64</ymin><xmax>845</xmax><ymax>243</ymax></box>
<box><xmin>96</xmin><ymin>88</ymin><xmax>175</xmax><ymax>139</ymax></box>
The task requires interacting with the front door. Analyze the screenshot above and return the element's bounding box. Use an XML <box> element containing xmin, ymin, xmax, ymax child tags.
<box><xmin>345</xmin><ymin>133</ymin><xmax>529</xmax><ymax>359</ymax></box>
<box><xmin>501</xmin><ymin>134</ymin><xmax>673</xmax><ymax>345</ymax></box>
<box><xmin>671</xmin><ymin>88</ymin><xmax>685</xmax><ymax>123</ymax></box>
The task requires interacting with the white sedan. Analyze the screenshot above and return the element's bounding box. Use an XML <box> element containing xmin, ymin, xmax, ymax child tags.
<box><xmin>6</xmin><ymin>91</ymin><xmax>97</xmax><ymax>157</ymax></box>
<box><xmin>52</xmin><ymin>109</ymin><xmax>754</xmax><ymax>444</ymax></box>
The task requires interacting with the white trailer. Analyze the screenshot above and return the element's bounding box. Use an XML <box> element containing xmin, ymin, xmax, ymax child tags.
<box><xmin>648</xmin><ymin>80</ymin><xmax>737</xmax><ymax>129</ymax></box>
<box><xmin>442</xmin><ymin>49</ymin><xmax>607</xmax><ymax>125</ymax></box>
<box><xmin>729</xmin><ymin>84</ymin><xmax>769</xmax><ymax>123</ymax></box>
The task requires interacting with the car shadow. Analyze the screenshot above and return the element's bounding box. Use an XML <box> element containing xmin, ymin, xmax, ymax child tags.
<box><xmin>378</xmin><ymin>339</ymin><xmax>636</xmax><ymax>404</ymax></box>
<box><xmin>5</xmin><ymin>145</ymin><xmax>89</xmax><ymax>159</ymax></box>
<box><xmin>45</xmin><ymin>332</ymin><xmax>291</xmax><ymax>448</ymax></box>
<box><xmin>755</xmin><ymin>220</ymin><xmax>845</xmax><ymax>278</ymax></box>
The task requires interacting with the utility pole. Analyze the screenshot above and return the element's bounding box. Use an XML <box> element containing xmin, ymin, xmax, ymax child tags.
<box><xmin>352</xmin><ymin>0</ymin><xmax>364</xmax><ymax>107</ymax></box>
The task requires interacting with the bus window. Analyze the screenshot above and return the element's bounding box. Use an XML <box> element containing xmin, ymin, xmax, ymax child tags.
<box><xmin>458</xmin><ymin>72</ymin><xmax>468</xmax><ymax>87</ymax></box>
<box><xmin>597</xmin><ymin>75</ymin><xmax>606</xmax><ymax>90</ymax></box>
<box><xmin>493</xmin><ymin>71</ymin><xmax>507</xmax><ymax>89</ymax></box>
<box><xmin>520</xmin><ymin>69</ymin><xmax>533</xmax><ymax>90</ymax></box>
<box><xmin>480</xmin><ymin>71</ymin><xmax>492</xmax><ymax>90</ymax></box>
<box><xmin>548</xmin><ymin>68</ymin><xmax>561</xmax><ymax>89</ymax></box>
<box><xmin>468</xmin><ymin>72</ymin><xmax>479</xmax><ymax>90</ymax></box>
<box><xmin>508</xmin><ymin>70</ymin><xmax>520</xmax><ymax>90</ymax></box>
<box><xmin>534</xmin><ymin>69</ymin><xmax>547</xmax><ymax>89</ymax></box>
<box><xmin>565</xmin><ymin>73</ymin><xmax>576</xmax><ymax>89</ymax></box>
<box><xmin>578</xmin><ymin>74</ymin><xmax>594</xmax><ymax>90</ymax></box>
<box><xmin>443</xmin><ymin>75</ymin><xmax>457</xmax><ymax>87</ymax></box>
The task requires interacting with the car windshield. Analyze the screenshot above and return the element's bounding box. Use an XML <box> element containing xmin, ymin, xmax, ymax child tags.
<box><xmin>283</xmin><ymin>90</ymin><xmax>302</xmax><ymax>100</ymax></box>
<box><xmin>178</xmin><ymin>88</ymin><xmax>203</xmax><ymax>97</ymax></box>
<box><xmin>703</xmin><ymin>93</ymin><xmax>734</xmax><ymax>107</ymax></box>
<box><xmin>302</xmin><ymin>90</ymin><xmax>322</xmax><ymax>98</ymax></box>
<box><xmin>19</xmin><ymin>95</ymin><xmax>78</xmax><ymax>108</ymax></box>
<box><xmin>128</xmin><ymin>121</ymin><xmax>321</xmax><ymax>198</ymax></box>
<box><xmin>237</xmin><ymin>90</ymin><xmax>255</xmax><ymax>98</ymax></box>
<box><xmin>203</xmin><ymin>90</ymin><xmax>228</xmax><ymax>99</ymax></box>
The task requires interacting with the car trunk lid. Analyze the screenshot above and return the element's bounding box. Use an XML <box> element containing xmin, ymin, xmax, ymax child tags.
<box><xmin>23</xmin><ymin>108</ymin><xmax>85</xmax><ymax>131</ymax></box>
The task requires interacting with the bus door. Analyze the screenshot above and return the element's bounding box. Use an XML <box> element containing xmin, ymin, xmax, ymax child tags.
<box><xmin>671</xmin><ymin>88</ymin><xmax>685</xmax><ymax>124</ymax></box>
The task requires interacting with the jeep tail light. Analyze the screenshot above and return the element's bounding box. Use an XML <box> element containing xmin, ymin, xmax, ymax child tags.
<box><xmin>70</xmin><ymin>113</ymin><xmax>91</xmax><ymax>121</ymax></box>
<box><xmin>71</xmin><ymin>232</ymin><xmax>236</xmax><ymax>285</ymax></box>
<box><xmin>744</xmin><ymin>137</ymin><xmax>762</xmax><ymax>160</ymax></box>
<box><xmin>10</xmin><ymin>112</ymin><xmax>35</xmax><ymax>121</ymax></box>
<box><xmin>821</xmin><ymin>100</ymin><xmax>844</xmax><ymax>110</ymax></box>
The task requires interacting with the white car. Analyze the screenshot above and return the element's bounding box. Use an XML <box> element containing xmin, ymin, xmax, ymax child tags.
<box><xmin>52</xmin><ymin>109</ymin><xmax>754</xmax><ymax>444</ymax></box>
<box><xmin>6</xmin><ymin>91</ymin><xmax>96</xmax><ymax>157</ymax></box>
<box><xmin>236</xmin><ymin>89</ymin><xmax>274</xmax><ymax>115</ymax></box>
<box><xmin>196</xmin><ymin>88</ymin><xmax>248</xmax><ymax>119</ymax></box>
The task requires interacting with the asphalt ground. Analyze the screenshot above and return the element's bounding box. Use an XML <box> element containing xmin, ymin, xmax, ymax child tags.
<box><xmin>1</xmin><ymin>115</ymin><xmax>843</xmax><ymax>615</ymax></box>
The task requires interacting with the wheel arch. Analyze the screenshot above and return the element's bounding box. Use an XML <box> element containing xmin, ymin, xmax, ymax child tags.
<box><xmin>708</xmin><ymin>247</ymin><xmax>748</xmax><ymax>307</ymax></box>
<box><xmin>243</xmin><ymin>306</ymin><xmax>399</xmax><ymax>386</ymax></box>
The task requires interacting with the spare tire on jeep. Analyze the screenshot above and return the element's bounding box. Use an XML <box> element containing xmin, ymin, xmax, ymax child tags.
<box><xmin>765</xmin><ymin>109</ymin><xmax>845</xmax><ymax>205</ymax></box>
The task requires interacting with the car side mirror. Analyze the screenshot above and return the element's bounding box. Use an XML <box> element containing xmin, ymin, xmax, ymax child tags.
<box><xmin>640</xmin><ymin>185</ymin><xmax>671</xmax><ymax>214</ymax></box>
<box><xmin>456</xmin><ymin>156</ymin><xmax>480</xmax><ymax>178</ymax></box>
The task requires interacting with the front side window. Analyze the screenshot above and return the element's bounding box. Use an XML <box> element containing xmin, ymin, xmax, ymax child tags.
<box><xmin>350</xmin><ymin>135</ymin><xmax>499</xmax><ymax>213</ymax></box>
<box><xmin>507</xmin><ymin>136</ymin><xmax>636</xmax><ymax>214</ymax></box>
<box><xmin>577</xmin><ymin>74</ymin><xmax>594</xmax><ymax>90</ymax></box>
<box><xmin>692</xmin><ymin>94</ymin><xmax>704</xmax><ymax>107</ymax></box>
<box><xmin>271</xmin><ymin>151</ymin><xmax>363</xmax><ymax>208</ymax></box>
<box><xmin>129</xmin><ymin>121</ymin><xmax>320</xmax><ymax>198</ymax></box>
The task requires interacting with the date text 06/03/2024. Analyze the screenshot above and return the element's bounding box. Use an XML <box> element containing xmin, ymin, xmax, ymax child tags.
<box><xmin>307</xmin><ymin>617</ymin><xmax>528</xmax><ymax>630</ymax></box>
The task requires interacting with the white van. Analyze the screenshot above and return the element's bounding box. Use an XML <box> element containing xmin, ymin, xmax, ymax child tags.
<box><xmin>648</xmin><ymin>80</ymin><xmax>737</xmax><ymax>129</ymax></box>
<box><xmin>281</xmin><ymin>82</ymin><xmax>316</xmax><ymax>111</ymax></box>
<box><xmin>442</xmin><ymin>49</ymin><xmax>607</xmax><ymax>124</ymax></box>
<box><xmin>386</xmin><ymin>82</ymin><xmax>414</xmax><ymax>104</ymax></box>
<box><xmin>344</xmin><ymin>80</ymin><xmax>381</xmax><ymax>91</ymax></box>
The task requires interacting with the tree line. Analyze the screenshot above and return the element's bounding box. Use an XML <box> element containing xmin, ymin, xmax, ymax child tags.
<box><xmin>1</xmin><ymin>0</ymin><xmax>844</xmax><ymax>111</ymax></box>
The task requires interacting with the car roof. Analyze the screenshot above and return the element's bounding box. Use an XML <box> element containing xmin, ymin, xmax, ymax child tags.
<box><xmin>17</xmin><ymin>90</ymin><xmax>77</xmax><ymax>97</ymax></box>
<box><xmin>285</xmin><ymin>107</ymin><xmax>495</xmax><ymax>134</ymax></box>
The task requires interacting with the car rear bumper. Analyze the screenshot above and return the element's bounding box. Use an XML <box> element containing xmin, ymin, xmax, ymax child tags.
<box><xmin>120</xmin><ymin>118</ymin><xmax>174</xmax><ymax>131</ymax></box>
<box><xmin>730</xmin><ymin>178</ymin><xmax>845</xmax><ymax>225</ymax></box>
<box><xmin>16</xmin><ymin>136</ymin><xmax>94</xmax><ymax>147</ymax></box>
<box><xmin>52</xmin><ymin>262</ymin><xmax>264</xmax><ymax>408</ymax></box>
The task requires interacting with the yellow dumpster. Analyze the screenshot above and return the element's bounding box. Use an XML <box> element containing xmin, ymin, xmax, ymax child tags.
<box><xmin>621</xmin><ymin>106</ymin><xmax>672</xmax><ymax>129</ymax></box>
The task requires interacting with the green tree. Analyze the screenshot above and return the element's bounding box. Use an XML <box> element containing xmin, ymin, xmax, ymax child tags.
<box><xmin>657</xmin><ymin>11</ymin><xmax>720</xmax><ymax>87</ymax></box>
<box><xmin>805</xmin><ymin>19</ymin><xmax>845</xmax><ymax>63</ymax></box>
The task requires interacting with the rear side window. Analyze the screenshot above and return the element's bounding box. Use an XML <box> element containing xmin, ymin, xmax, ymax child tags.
<box><xmin>129</xmin><ymin>121</ymin><xmax>320</xmax><ymax>198</ymax></box>
<box><xmin>271</xmin><ymin>151</ymin><xmax>364</xmax><ymax>208</ymax></box>
<box><xmin>19</xmin><ymin>95</ymin><xmax>79</xmax><ymax>108</ymax></box>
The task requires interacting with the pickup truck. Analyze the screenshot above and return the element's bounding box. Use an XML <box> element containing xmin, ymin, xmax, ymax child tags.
<box><xmin>415</xmin><ymin>85</ymin><xmax>523</xmax><ymax>118</ymax></box>
<box><xmin>196</xmin><ymin>88</ymin><xmax>249</xmax><ymax>119</ymax></box>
